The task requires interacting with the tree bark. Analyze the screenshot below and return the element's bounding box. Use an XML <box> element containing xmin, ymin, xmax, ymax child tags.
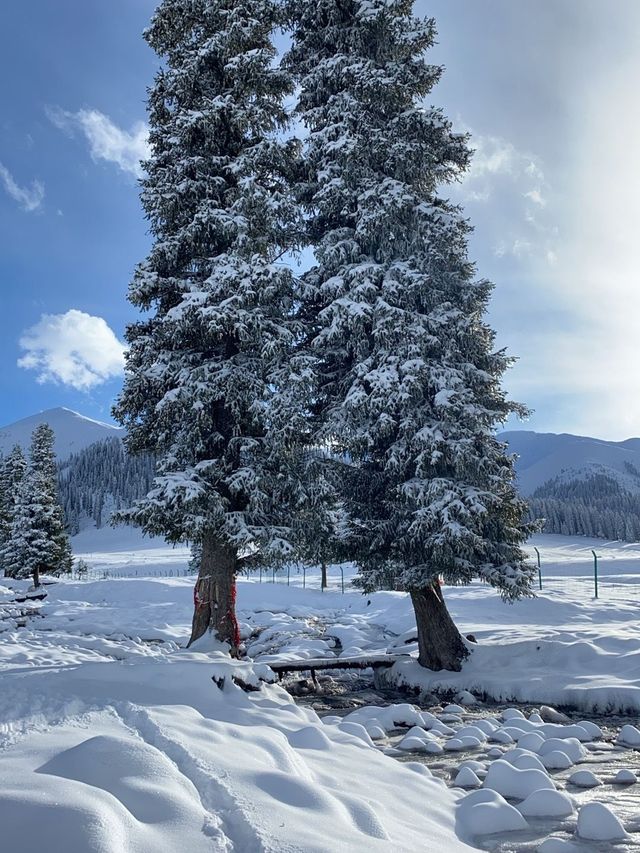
<box><xmin>320</xmin><ymin>561</ymin><xmax>327</xmax><ymax>591</ymax></box>
<box><xmin>410</xmin><ymin>583</ymin><xmax>469</xmax><ymax>672</ymax></box>
<box><xmin>33</xmin><ymin>564</ymin><xmax>41</xmax><ymax>589</ymax></box>
<box><xmin>188</xmin><ymin>534</ymin><xmax>239</xmax><ymax>653</ymax></box>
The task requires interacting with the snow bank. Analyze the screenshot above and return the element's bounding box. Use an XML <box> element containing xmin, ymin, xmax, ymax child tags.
<box><xmin>0</xmin><ymin>635</ymin><xmax>474</xmax><ymax>852</ymax></box>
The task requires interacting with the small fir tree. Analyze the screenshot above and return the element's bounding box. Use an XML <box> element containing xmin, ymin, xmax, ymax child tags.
<box><xmin>286</xmin><ymin>0</ymin><xmax>536</xmax><ymax>670</ymax></box>
<box><xmin>114</xmin><ymin>0</ymin><xmax>310</xmax><ymax>650</ymax></box>
<box><xmin>0</xmin><ymin>445</ymin><xmax>27</xmax><ymax>575</ymax></box>
<box><xmin>5</xmin><ymin>425</ymin><xmax>72</xmax><ymax>584</ymax></box>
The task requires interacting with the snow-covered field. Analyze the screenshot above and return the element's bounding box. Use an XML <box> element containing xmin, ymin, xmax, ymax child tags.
<box><xmin>2</xmin><ymin>531</ymin><xmax>640</xmax><ymax>851</ymax></box>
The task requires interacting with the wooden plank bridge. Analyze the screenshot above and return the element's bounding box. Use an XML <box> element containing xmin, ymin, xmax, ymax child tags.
<box><xmin>267</xmin><ymin>654</ymin><xmax>413</xmax><ymax>685</ymax></box>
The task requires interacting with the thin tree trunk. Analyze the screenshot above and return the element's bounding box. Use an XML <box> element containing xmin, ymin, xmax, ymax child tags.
<box><xmin>321</xmin><ymin>560</ymin><xmax>327</xmax><ymax>591</ymax></box>
<box><xmin>33</xmin><ymin>564</ymin><xmax>41</xmax><ymax>589</ymax></box>
<box><xmin>188</xmin><ymin>533</ymin><xmax>239</xmax><ymax>653</ymax></box>
<box><xmin>410</xmin><ymin>583</ymin><xmax>469</xmax><ymax>672</ymax></box>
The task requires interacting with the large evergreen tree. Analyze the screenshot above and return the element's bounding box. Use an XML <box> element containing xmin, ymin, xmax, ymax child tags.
<box><xmin>0</xmin><ymin>445</ymin><xmax>27</xmax><ymax>575</ymax></box>
<box><xmin>114</xmin><ymin>0</ymin><xmax>309</xmax><ymax>650</ymax></box>
<box><xmin>286</xmin><ymin>0</ymin><xmax>536</xmax><ymax>670</ymax></box>
<box><xmin>4</xmin><ymin>425</ymin><xmax>71</xmax><ymax>584</ymax></box>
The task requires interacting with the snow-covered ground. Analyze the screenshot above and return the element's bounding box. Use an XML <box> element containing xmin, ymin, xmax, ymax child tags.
<box><xmin>2</xmin><ymin>531</ymin><xmax>640</xmax><ymax>851</ymax></box>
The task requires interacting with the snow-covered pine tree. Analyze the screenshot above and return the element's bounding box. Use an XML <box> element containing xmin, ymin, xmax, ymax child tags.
<box><xmin>0</xmin><ymin>445</ymin><xmax>27</xmax><ymax>575</ymax></box>
<box><xmin>113</xmin><ymin>0</ymin><xmax>309</xmax><ymax>650</ymax></box>
<box><xmin>286</xmin><ymin>0</ymin><xmax>536</xmax><ymax>671</ymax></box>
<box><xmin>5</xmin><ymin>425</ymin><xmax>72</xmax><ymax>585</ymax></box>
<box><xmin>291</xmin><ymin>453</ymin><xmax>343</xmax><ymax>589</ymax></box>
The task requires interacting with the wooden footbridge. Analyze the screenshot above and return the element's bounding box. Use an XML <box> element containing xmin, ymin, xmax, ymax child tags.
<box><xmin>267</xmin><ymin>654</ymin><xmax>413</xmax><ymax>685</ymax></box>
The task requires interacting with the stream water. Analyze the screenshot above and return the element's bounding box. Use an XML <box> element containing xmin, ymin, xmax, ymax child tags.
<box><xmin>294</xmin><ymin>674</ymin><xmax>640</xmax><ymax>851</ymax></box>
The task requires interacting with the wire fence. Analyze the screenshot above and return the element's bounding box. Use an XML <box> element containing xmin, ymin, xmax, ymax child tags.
<box><xmin>67</xmin><ymin>551</ymin><xmax>640</xmax><ymax>600</ymax></box>
<box><xmin>247</xmin><ymin>563</ymin><xmax>351</xmax><ymax>593</ymax></box>
<box><xmin>69</xmin><ymin>567</ymin><xmax>196</xmax><ymax>582</ymax></box>
<box><xmin>532</xmin><ymin>546</ymin><xmax>640</xmax><ymax>599</ymax></box>
<box><xmin>67</xmin><ymin>562</ymin><xmax>352</xmax><ymax>592</ymax></box>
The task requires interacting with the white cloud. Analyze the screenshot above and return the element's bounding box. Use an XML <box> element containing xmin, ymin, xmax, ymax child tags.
<box><xmin>462</xmin><ymin>132</ymin><xmax>548</xmax><ymax>210</ymax></box>
<box><xmin>48</xmin><ymin>107</ymin><xmax>150</xmax><ymax>178</ymax></box>
<box><xmin>466</xmin><ymin>134</ymin><xmax>522</xmax><ymax>180</ymax></box>
<box><xmin>453</xmin><ymin>127</ymin><xmax>557</xmax><ymax>263</ymax></box>
<box><xmin>18</xmin><ymin>310</ymin><xmax>126</xmax><ymax>390</ymax></box>
<box><xmin>0</xmin><ymin>162</ymin><xmax>44</xmax><ymax>212</ymax></box>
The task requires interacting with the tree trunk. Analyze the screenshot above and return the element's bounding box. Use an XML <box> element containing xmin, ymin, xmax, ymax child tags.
<box><xmin>188</xmin><ymin>534</ymin><xmax>239</xmax><ymax>653</ymax></box>
<box><xmin>33</xmin><ymin>564</ymin><xmax>41</xmax><ymax>589</ymax></box>
<box><xmin>410</xmin><ymin>583</ymin><xmax>469</xmax><ymax>672</ymax></box>
<box><xmin>320</xmin><ymin>561</ymin><xmax>327</xmax><ymax>591</ymax></box>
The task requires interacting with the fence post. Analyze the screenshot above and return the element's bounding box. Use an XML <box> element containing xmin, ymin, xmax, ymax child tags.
<box><xmin>534</xmin><ymin>547</ymin><xmax>542</xmax><ymax>590</ymax></box>
<box><xmin>591</xmin><ymin>550</ymin><xmax>599</xmax><ymax>599</ymax></box>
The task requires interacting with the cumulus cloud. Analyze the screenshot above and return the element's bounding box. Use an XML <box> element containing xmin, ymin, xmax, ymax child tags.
<box><xmin>0</xmin><ymin>162</ymin><xmax>44</xmax><ymax>212</ymax></box>
<box><xmin>48</xmin><ymin>107</ymin><xmax>150</xmax><ymax>178</ymax></box>
<box><xmin>18</xmin><ymin>310</ymin><xmax>126</xmax><ymax>390</ymax></box>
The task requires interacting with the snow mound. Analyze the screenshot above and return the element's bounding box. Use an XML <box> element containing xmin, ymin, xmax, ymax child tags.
<box><xmin>286</xmin><ymin>726</ymin><xmax>333</xmax><ymax>751</ymax></box>
<box><xmin>454</xmin><ymin>767</ymin><xmax>482</xmax><ymax>789</ymax></box>
<box><xmin>489</xmin><ymin>729</ymin><xmax>514</xmax><ymax>744</ymax></box>
<box><xmin>336</xmin><ymin>721</ymin><xmax>376</xmax><ymax>747</ymax></box>
<box><xmin>617</xmin><ymin>724</ymin><xmax>640</xmax><ymax>747</ymax></box>
<box><xmin>455</xmin><ymin>725</ymin><xmax>488</xmax><ymax>743</ymax></box>
<box><xmin>0</xmin><ymin>730</ymin><xmax>222</xmax><ymax>853</ymax></box>
<box><xmin>540</xmin><ymin>750</ymin><xmax>573</xmax><ymax>770</ymax></box>
<box><xmin>457</xmin><ymin>789</ymin><xmax>528</xmax><ymax>836</ymax></box>
<box><xmin>613</xmin><ymin>768</ymin><xmax>637</xmax><ymax>784</ymax></box>
<box><xmin>502</xmin><ymin>708</ymin><xmax>526</xmax><ymax>721</ymax></box>
<box><xmin>567</xmin><ymin>769</ymin><xmax>601</xmax><ymax>788</ymax></box>
<box><xmin>397</xmin><ymin>735</ymin><xmax>436</xmax><ymax>753</ymax></box>
<box><xmin>502</xmin><ymin>751</ymin><xmax>547</xmax><ymax>773</ymax></box>
<box><xmin>341</xmin><ymin>703</ymin><xmax>429</xmax><ymax>734</ymax></box>
<box><xmin>576</xmin><ymin>802</ymin><xmax>627</xmax><ymax>841</ymax></box>
<box><xmin>538</xmin><ymin>737</ymin><xmax>586</xmax><ymax>763</ymax></box>
<box><xmin>517</xmin><ymin>789</ymin><xmax>574</xmax><ymax>818</ymax></box>
<box><xmin>518</xmin><ymin>732</ymin><xmax>546</xmax><ymax>752</ymax></box>
<box><xmin>483</xmin><ymin>759</ymin><xmax>554</xmax><ymax>799</ymax></box>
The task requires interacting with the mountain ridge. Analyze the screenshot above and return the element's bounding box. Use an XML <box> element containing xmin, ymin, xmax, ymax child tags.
<box><xmin>0</xmin><ymin>407</ymin><xmax>124</xmax><ymax>461</ymax></box>
<box><xmin>3</xmin><ymin>407</ymin><xmax>640</xmax><ymax>505</ymax></box>
<box><xmin>499</xmin><ymin>429</ymin><xmax>640</xmax><ymax>496</ymax></box>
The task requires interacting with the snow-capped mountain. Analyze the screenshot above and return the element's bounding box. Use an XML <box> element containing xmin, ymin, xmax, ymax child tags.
<box><xmin>0</xmin><ymin>407</ymin><xmax>124</xmax><ymax>461</ymax></box>
<box><xmin>501</xmin><ymin>430</ymin><xmax>640</xmax><ymax>496</ymax></box>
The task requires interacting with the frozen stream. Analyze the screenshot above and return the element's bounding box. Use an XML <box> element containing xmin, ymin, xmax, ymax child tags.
<box><xmin>296</xmin><ymin>678</ymin><xmax>640</xmax><ymax>851</ymax></box>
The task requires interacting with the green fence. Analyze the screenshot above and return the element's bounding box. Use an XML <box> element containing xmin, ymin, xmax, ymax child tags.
<box><xmin>533</xmin><ymin>548</ymin><xmax>640</xmax><ymax>599</ymax></box>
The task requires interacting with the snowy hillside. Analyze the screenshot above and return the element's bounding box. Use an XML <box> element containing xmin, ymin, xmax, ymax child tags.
<box><xmin>501</xmin><ymin>430</ymin><xmax>640</xmax><ymax>496</ymax></box>
<box><xmin>0</xmin><ymin>407</ymin><xmax>124</xmax><ymax>461</ymax></box>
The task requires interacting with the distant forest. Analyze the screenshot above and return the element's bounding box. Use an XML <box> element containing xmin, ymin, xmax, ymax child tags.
<box><xmin>57</xmin><ymin>439</ymin><xmax>640</xmax><ymax>544</ymax></box>
<box><xmin>58</xmin><ymin>438</ymin><xmax>155</xmax><ymax>534</ymax></box>
<box><xmin>527</xmin><ymin>471</ymin><xmax>640</xmax><ymax>542</ymax></box>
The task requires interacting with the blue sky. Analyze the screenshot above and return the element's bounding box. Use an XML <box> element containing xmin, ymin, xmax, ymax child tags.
<box><xmin>2</xmin><ymin>0</ymin><xmax>639</xmax><ymax>439</ymax></box>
